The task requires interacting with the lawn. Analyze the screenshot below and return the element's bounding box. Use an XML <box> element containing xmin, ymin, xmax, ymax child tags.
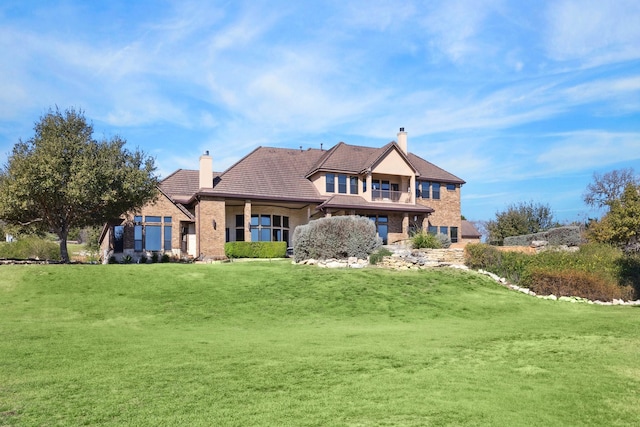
<box><xmin>1</xmin><ymin>262</ymin><xmax>639</xmax><ymax>426</ymax></box>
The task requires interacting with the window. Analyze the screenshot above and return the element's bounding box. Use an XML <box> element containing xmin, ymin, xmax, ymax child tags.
<box><xmin>439</xmin><ymin>226</ymin><xmax>448</xmax><ymax>236</ymax></box>
<box><xmin>164</xmin><ymin>225</ymin><xmax>172</xmax><ymax>250</ymax></box>
<box><xmin>338</xmin><ymin>174</ymin><xmax>347</xmax><ymax>194</ymax></box>
<box><xmin>260</xmin><ymin>215</ymin><xmax>271</xmax><ymax>241</ymax></box>
<box><xmin>368</xmin><ymin>215</ymin><xmax>388</xmax><ymax>244</ymax></box>
<box><xmin>128</xmin><ymin>216</ymin><xmax>174</xmax><ymax>252</ymax></box>
<box><xmin>428</xmin><ymin>225</ymin><xmax>438</xmax><ymax>235</ymax></box>
<box><xmin>446</xmin><ymin>183</ymin><xmax>456</xmax><ymax>191</ymax></box>
<box><xmin>235</xmin><ymin>215</ymin><xmax>244</xmax><ymax>241</ymax></box>
<box><xmin>420</xmin><ymin>181</ymin><xmax>430</xmax><ymax>199</ymax></box>
<box><xmin>350</xmin><ymin>176</ymin><xmax>358</xmax><ymax>194</ymax></box>
<box><xmin>326</xmin><ymin>173</ymin><xmax>335</xmax><ymax>193</ymax></box>
<box><xmin>363</xmin><ymin>179</ymin><xmax>367</xmax><ymax>193</ymax></box>
<box><xmin>114</xmin><ymin>226</ymin><xmax>124</xmax><ymax>253</ymax></box>
<box><xmin>146</xmin><ymin>225</ymin><xmax>162</xmax><ymax>251</ymax></box>
<box><xmin>134</xmin><ymin>225</ymin><xmax>143</xmax><ymax>251</ymax></box>
<box><xmin>432</xmin><ymin>183</ymin><xmax>441</xmax><ymax>200</ymax></box>
<box><xmin>451</xmin><ymin>227</ymin><xmax>458</xmax><ymax>243</ymax></box>
<box><xmin>250</xmin><ymin>214</ymin><xmax>290</xmax><ymax>243</ymax></box>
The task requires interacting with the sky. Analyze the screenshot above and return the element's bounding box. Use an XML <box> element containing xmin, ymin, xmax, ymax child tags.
<box><xmin>1</xmin><ymin>0</ymin><xmax>639</xmax><ymax>224</ymax></box>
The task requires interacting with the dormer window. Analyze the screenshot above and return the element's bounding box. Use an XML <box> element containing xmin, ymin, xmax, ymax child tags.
<box><xmin>326</xmin><ymin>173</ymin><xmax>335</xmax><ymax>192</ymax></box>
<box><xmin>338</xmin><ymin>174</ymin><xmax>347</xmax><ymax>194</ymax></box>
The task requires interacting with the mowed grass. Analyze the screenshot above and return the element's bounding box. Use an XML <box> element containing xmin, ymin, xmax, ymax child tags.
<box><xmin>1</xmin><ymin>262</ymin><xmax>639</xmax><ymax>426</ymax></box>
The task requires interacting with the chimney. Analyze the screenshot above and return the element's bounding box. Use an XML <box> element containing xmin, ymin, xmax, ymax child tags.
<box><xmin>199</xmin><ymin>150</ymin><xmax>213</xmax><ymax>189</ymax></box>
<box><xmin>397</xmin><ymin>127</ymin><xmax>407</xmax><ymax>154</ymax></box>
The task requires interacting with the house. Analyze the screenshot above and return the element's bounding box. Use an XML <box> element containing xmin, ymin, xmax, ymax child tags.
<box><xmin>100</xmin><ymin>129</ymin><xmax>479</xmax><ymax>261</ymax></box>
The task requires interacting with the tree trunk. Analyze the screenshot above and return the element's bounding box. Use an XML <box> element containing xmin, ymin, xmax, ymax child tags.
<box><xmin>59</xmin><ymin>231</ymin><xmax>70</xmax><ymax>263</ymax></box>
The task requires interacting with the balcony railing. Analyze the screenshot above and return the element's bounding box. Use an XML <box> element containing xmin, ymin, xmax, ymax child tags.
<box><xmin>372</xmin><ymin>189</ymin><xmax>411</xmax><ymax>203</ymax></box>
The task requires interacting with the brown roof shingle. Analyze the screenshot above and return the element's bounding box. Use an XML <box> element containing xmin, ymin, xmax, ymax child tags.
<box><xmin>207</xmin><ymin>147</ymin><xmax>327</xmax><ymax>201</ymax></box>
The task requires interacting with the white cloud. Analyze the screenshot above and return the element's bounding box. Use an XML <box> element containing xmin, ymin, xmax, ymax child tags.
<box><xmin>544</xmin><ymin>0</ymin><xmax>640</xmax><ymax>65</ymax></box>
<box><xmin>536</xmin><ymin>130</ymin><xmax>640</xmax><ymax>173</ymax></box>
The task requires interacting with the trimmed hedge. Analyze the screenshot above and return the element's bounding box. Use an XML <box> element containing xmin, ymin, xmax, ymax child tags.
<box><xmin>292</xmin><ymin>216</ymin><xmax>381</xmax><ymax>262</ymax></box>
<box><xmin>225</xmin><ymin>241</ymin><xmax>287</xmax><ymax>259</ymax></box>
<box><xmin>504</xmin><ymin>226</ymin><xmax>582</xmax><ymax>247</ymax></box>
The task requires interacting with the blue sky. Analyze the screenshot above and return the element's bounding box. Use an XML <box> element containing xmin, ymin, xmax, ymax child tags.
<box><xmin>1</xmin><ymin>0</ymin><xmax>639</xmax><ymax>224</ymax></box>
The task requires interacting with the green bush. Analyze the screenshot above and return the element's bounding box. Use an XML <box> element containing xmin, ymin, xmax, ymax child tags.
<box><xmin>225</xmin><ymin>241</ymin><xmax>287</xmax><ymax>258</ymax></box>
<box><xmin>161</xmin><ymin>254</ymin><xmax>171</xmax><ymax>263</ymax></box>
<box><xmin>0</xmin><ymin>237</ymin><xmax>60</xmax><ymax>260</ymax></box>
<box><xmin>464</xmin><ymin>244</ymin><xmax>501</xmax><ymax>270</ymax></box>
<box><xmin>369</xmin><ymin>247</ymin><xmax>393</xmax><ymax>265</ymax></box>
<box><xmin>412</xmin><ymin>232</ymin><xmax>441</xmax><ymax>249</ymax></box>
<box><xmin>292</xmin><ymin>216</ymin><xmax>381</xmax><ymax>262</ymax></box>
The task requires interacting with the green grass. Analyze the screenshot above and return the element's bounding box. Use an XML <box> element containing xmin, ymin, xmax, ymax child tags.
<box><xmin>1</xmin><ymin>262</ymin><xmax>639</xmax><ymax>426</ymax></box>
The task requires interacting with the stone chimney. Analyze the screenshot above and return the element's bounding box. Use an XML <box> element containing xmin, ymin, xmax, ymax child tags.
<box><xmin>199</xmin><ymin>150</ymin><xmax>213</xmax><ymax>189</ymax></box>
<box><xmin>397</xmin><ymin>127</ymin><xmax>407</xmax><ymax>154</ymax></box>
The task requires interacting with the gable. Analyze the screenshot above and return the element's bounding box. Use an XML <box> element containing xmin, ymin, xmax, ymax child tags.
<box><xmin>371</xmin><ymin>148</ymin><xmax>415</xmax><ymax>176</ymax></box>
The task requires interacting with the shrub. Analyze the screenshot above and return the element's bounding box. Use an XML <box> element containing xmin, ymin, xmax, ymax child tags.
<box><xmin>225</xmin><ymin>242</ymin><xmax>287</xmax><ymax>259</ymax></box>
<box><xmin>151</xmin><ymin>252</ymin><xmax>159</xmax><ymax>263</ymax></box>
<box><xmin>436</xmin><ymin>233</ymin><xmax>451</xmax><ymax>249</ymax></box>
<box><xmin>292</xmin><ymin>216</ymin><xmax>381</xmax><ymax>262</ymax></box>
<box><xmin>122</xmin><ymin>254</ymin><xmax>133</xmax><ymax>264</ymax></box>
<box><xmin>523</xmin><ymin>268</ymin><xmax>634</xmax><ymax>301</ymax></box>
<box><xmin>465</xmin><ymin>242</ymin><xmax>637</xmax><ymax>300</ymax></box>
<box><xmin>139</xmin><ymin>255</ymin><xmax>148</xmax><ymax>264</ymax></box>
<box><xmin>161</xmin><ymin>253</ymin><xmax>171</xmax><ymax>263</ymax></box>
<box><xmin>0</xmin><ymin>237</ymin><xmax>60</xmax><ymax>260</ymax></box>
<box><xmin>464</xmin><ymin>243</ymin><xmax>501</xmax><ymax>270</ymax></box>
<box><xmin>369</xmin><ymin>247</ymin><xmax>393</xmax><ymax>265</ymax></box>
<box><xmin>412</xmin><ymin>232</ymin><xmax>441</xmax><ymax>249</ymax></box>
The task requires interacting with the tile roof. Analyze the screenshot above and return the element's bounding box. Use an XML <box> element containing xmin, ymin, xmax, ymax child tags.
<box><xmin>461</xmin><ymin>220</ymin><xmax>481</xmax><ymax>238</ymax></box>
<box><xmin>205</xmin><ymin>146</ymin><xmax>327</xmax><ymax>201</ymax></box>
<box><xmin>158</xmin><ymin>141</ymin><xmax>465</xmax><ymax>204</ymax></box>
<box><xmin>159</xmin><ymin>169</ymin><xmax>217</xmax><ymax>202</ymax></box>
<box><xmin>407</xmin><ymin>153</ymin><xmax>465</xmax><ymax>184</ymax></box>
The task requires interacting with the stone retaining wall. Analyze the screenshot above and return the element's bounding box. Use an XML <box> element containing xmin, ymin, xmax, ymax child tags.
<box><xmin>376</xmin><ymin>248</ymin><xmax>465</xmax><ymax>270</ymax></box>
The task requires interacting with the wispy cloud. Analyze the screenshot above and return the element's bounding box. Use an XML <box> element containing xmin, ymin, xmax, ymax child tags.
<box><xmin>544</xmin><ymin>0</ymin><xmax>640</xmax><ymax>66</ymax></box>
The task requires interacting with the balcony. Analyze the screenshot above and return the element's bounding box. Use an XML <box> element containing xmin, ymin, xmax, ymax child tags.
<box><xmin>372</xmin><ymin>189</ymin><xmax>411</xmax><ymax>203</ymax></box>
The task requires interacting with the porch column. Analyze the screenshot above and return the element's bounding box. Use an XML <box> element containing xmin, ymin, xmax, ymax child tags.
<box><xmin>409</xmin><ymin>175</ymin><xmax>416</xmax><ymax>204</ymax></box>
<box><xmin>365</xmin><ymin>172</ymin><xmax>372</xmax><ymax>202</ymax></box>
<box><xmin>422</xmin><ymin>216</ymin><xmax>429</xmax><ymax>232</ymax></box>
<box><xmin>244</xmin><ymin>200</ymin><xmax>252</xmax><ymax>242</ymax></box>
<box><xmin>402</xmin><ymin>213</ymin><xmax>409</xmax><ymax>237</ymax></box>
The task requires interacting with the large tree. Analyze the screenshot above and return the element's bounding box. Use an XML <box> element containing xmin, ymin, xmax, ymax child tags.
<box><xmin>587</xmin><ymin>183</ymin><xmax>640</xmax><ymax>251</ymax></box>
<box><xmin>486</xmin><ymin>201</ymin><xmax>557</xmax><ymax>245</ymax></box>
<box><xmin>0</xmin><ymin>107</ymin><xmax>158</xmax><ymax>262</ymax></box>
<box><xmin>583</xmin><ymin>167</ymin><xmax>638</xmax><ymax>210</ymax></box>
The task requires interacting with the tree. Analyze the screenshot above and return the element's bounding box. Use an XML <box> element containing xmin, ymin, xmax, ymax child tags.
<box><xmin>583</xmin><ymin>168</ymin><xmax>638</xmax><ymax>209</ymax></box>
<box><xmin>587</xmin><ymin>183</ymin><xmax>640</xmax><ymax>251</ymax></box>
<box><xmin>0</xmin><ymin>107</ymin><xmax>158</xmax><ymax>262</ymax></box>
<box><xmin>486</xmin><ymin>201</ymin><xmax>557</xmax><ymax>245</ymax></box>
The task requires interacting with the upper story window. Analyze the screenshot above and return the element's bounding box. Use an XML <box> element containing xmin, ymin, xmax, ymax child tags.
<box><xmin>446</xmin><ymin>183</ymin><xmax>456</xmax><ymax>191</ymax></box>
<box><xmin>350</xmin><ymin>176</ymin><xmax>358</xmax><ymax>194</ymax></box>
<box><xmin>432</xmin><ymin>183</ymin><xmax>440</xmax><ymax>200</ymax></box>
<box><xmin>338</xmin><ymin>174</ymin><xmax>347</xmax><ymax>194</ymax></box>
<box><xmin>326</xmin><ymin>173</ymin><xmax>335</xmax><ymax>193</ymax></box>
<box><xmin>416</xmin><ymin>181</ymin><xmax>441</xmax><ymax>200</ymax></box>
